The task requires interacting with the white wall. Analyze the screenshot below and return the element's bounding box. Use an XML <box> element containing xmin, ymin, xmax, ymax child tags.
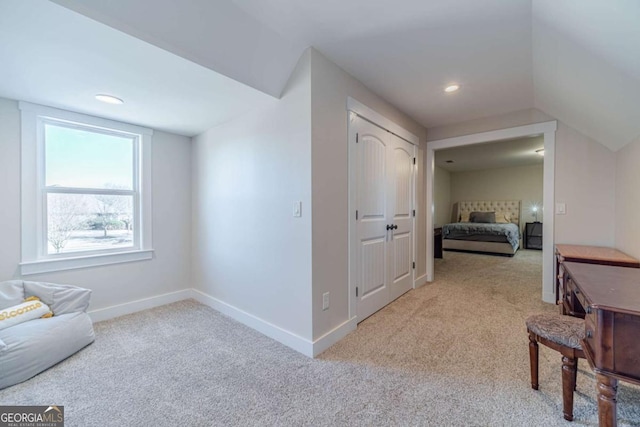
<box><xmin>615</xmin><ymin>136</ymin><xmax>640</xmax><ymax>258</ymax></box>
<box><xmin>191</xmin><ymin>50</ymin><xmax>313</xmax><ymax>341</ymax></box>
<box><xmin>309</xmin><ymin>48</ymin><xmax>428</xmax><ymax>340</ymax></box>
<box><xmin>554</xmin><ymin>122</ymin><xmax>615</xmax><ymax>246</ymax></box>
<box><xmin>427</xmin><ymin>108</ymin><xmax>616</xmax><ymax>246</ymax></box>
<box><xmin>0</xmin><ymin>99</ymin><xmax>21</xmax><ymax>281</ymax></box>
<box><xmin>450</xmin><ymin>164</ymin><xmax>543</xmax><ymax>225</ymax></box>
<box><xmin>0</xmin><ymin>97</ymin><xmax>192</xmax><ymax>314</ymax></box>
<box><xmin>434</xmin><ymin>166</ymin><xmax>451</xmax><ymax>226</ymax></box>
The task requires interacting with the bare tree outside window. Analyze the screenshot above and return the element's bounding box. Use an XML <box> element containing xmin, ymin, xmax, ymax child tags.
<box><xmin>46</xmin><ymin>191</ymin><xmax>134</xmax><ymax>254</ymax></box>
<box><xmin>94</xmin><ymin>198</ymin><xmax>121</xmax><ymax>237</ymax></box>
<box><xmin>47</xmin><ymin>194</ymin><xmax>88</xmax><ymax>253</ymax></box>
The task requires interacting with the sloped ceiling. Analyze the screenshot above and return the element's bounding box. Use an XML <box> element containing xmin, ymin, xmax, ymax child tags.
<box><xmin>51</xmin><ymin>0</ymin><xmax>307</xmax><ymax>98</ymax></box>
<box><xmin>34</xmin><ymin>1</ymin><xmax>640</xmax><ymax>149</ymax></box>
<box><xmin>532</xmin><ymin>0</ymin><xmax>640</xmax><ymax>151</ymax></box>
<box><xmin>0</xmin><ymin>1</ymin><xmax>275</xmax><ymax>137</ymax></box>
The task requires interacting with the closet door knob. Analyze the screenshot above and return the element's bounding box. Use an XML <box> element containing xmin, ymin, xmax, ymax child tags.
<box><xmin>386</xmin><ymin>224</ymin><xmax>392</xmax><ymax>230</ymax></box>
<box><xmin>393</xmin><ymin>224</ymin><xmax>398</xmax><ymax>230</ymax></box>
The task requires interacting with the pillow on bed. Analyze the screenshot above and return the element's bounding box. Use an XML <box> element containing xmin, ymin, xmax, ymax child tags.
<box><xmin>470</xmin><ymin>211</ymin><xmax>495</xmax><ymax>223</ymax></box>
<box><xmin>460</xmin><ymin>212</ymin><xmax>471</xmax><ymax>222</ymax></box>
<box><xmin>495</xmin><ymin>211</ymin><xmax>511</xmax><ymax>223</ymax></box>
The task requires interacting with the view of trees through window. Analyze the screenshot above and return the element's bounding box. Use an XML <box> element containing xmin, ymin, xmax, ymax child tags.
<box><xmin>44</xmin><ymin>122</ymin><xmax>136</xmax><ymax>255</ymax></box>
<box><xmin>47</xmin><ymin>192</ymin><xmax>134</xmax><ymax>254</ymax></box>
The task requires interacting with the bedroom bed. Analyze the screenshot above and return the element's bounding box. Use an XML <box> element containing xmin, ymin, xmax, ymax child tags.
<box><xmin>442</xmin><ymin>200</ymin><xmax>522</xmax><ymax>256</ymax></box>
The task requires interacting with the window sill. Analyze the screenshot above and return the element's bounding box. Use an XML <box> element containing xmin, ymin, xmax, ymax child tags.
<box><xmin>20</xmin><ymin>249</ymin><xmax>154</xmax><ymax>276</ymax></box>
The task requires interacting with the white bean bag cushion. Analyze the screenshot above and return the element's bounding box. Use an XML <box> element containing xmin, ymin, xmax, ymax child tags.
<box><xmin>0</xmin><ymin>280</ymin><xmax>95</xmax><ymax>390</ymax></box>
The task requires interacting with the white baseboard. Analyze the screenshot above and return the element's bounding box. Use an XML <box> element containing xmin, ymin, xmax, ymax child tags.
<box><xmin>191</xmin><ymin>289</ymin><xmax>315</xmax><ymax>357</ymax></box>
<box><xmin>193</xmin><ymin>289</ymin><xmax>357</xmax><ymax>357</ymax></box>
<box><xmin>312</xmin><ymin>317</ymin><xmax>357</xmax><ymax>356</ymax></box>
<box><xmin>543</xmin><ymin>291</ymin><xmax>556</xmax><ymax>304</ymax></box>
<box><xmin>414</xmin><ymin>273</ymin><xmax>427</xmax><ymax>288</ymax></box>
<box><xmin>88</xmin><ymin>289</ymin><xmax>192</xmax><ymax>322</ymax></box>
<box><xmin>88</xmin><ymin>288</ymin><xmax>359</xmax><ymax>358</ymax></box>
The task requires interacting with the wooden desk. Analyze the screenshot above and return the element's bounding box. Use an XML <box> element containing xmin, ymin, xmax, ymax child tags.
<box><xmin>555</xmin><ymin>245</ymin><xmax>640</xmax><ymax>313</ymax></box>
<box><xmin>562</xmin><ymin>262</ymin><xmax>640</xmax><ymax>427</ymax></box>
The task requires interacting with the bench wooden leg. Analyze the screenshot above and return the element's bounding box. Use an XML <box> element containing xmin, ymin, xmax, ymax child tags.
<box><xmin>528</xmin><ymin>331</ymin><xmax>539</xmax><ymax>390</ymax></box>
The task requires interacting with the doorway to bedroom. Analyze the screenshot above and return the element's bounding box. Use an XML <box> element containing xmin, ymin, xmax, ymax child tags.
<box><xmin>425</xmin><ymin>121</ymin><xmax>557</xmax><ymax>304</ymax></box>
<box><xmin>434</xmin><ymin>136</ymin><xmax>544</xmax><ymax>255</ymax></box>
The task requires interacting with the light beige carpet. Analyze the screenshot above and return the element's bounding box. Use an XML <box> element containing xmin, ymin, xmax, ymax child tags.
<box><xmin>322</xmin><ymin>250</ymin><xmax>640</xmax><ymax>425</ymax></box>
<box><xmin>1</xmin><ymin>250</ymin><xmax>639</xmax><ymax>426</ymax></box>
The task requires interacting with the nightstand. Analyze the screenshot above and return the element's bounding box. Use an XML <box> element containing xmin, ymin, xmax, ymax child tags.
<box><xmin>434</xmin><ymin>227</ymin><xmax>443</xmax><ymax>258</ymax></box>
<box><xmin>525</xmin><ymin>222</ymin><xmax>542</xmax><ymax>250</ymax></box>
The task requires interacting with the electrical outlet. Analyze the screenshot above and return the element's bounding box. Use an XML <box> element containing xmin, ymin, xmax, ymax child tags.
<box><xmin>322</xmin><ymin>292</ymin><xmax>329</xmax><ymax>311</ymax></box>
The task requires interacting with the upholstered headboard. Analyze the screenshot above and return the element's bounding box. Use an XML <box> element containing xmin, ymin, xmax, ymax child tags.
<box><xmin>456</xmin><ymin>200</ymin><xmax>521</xmax><ymax>227</ymax></box>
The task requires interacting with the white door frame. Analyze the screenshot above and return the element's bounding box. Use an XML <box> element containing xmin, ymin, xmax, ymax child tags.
<box><xmin>426</xmin><ymin>121</ymin><xmax>558</xmax><ymax>303</ymax></box>
<box><xmin>347</xmin><ymin>97</ymin><xmax>419</xmax><ymax>321</ymax></box>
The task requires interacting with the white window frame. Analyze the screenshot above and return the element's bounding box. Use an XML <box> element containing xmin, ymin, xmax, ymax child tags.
<box><xmin>19</xmin><ymin>102</ymin><xmax>154</xmax><ymax>275</ymax></box>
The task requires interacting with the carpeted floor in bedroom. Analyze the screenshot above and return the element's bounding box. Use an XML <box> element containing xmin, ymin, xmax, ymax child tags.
<box><xmin>1</xmin><ymin>250</ymin><xmax>639</xmax><ymax>426</ymax></box>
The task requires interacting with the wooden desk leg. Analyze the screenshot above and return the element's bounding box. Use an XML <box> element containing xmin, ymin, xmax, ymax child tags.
<box><xmin>562</xmin><ymin>356</ymin><xmax>577</xmax><ymax>421</ymax></box>
<box><xmin>596</xmin><ymin>373</ymin><xmax>618</xmax><ymax>427</ymax></box>
<box><xmin>528</xmin><ymin>332</ymin><xmax>538</xmax><ymax>390</ymax></box>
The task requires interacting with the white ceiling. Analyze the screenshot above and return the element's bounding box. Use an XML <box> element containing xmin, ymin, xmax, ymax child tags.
<box><xmin>0</xmin><ymin>1</ymin><xmax>275</xmax><ymax>137</ymax></box>
<box><xmin>435</xmin><ymin>136</ymin><xmax>545</xmax><ymax>173</ymax></box>
<box><xmin>3</xmin><ymin>1</ymin><xmax>639</xmax><ymax>149</ymax></box>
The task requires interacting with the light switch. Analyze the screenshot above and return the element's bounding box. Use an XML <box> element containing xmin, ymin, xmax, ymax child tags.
<box><xmin>293</xmin><ymin>201</ymin><xmax>302</xmax><ymax>217</ymax></box>
<box><xmin>555</xmin><ymin>202</ymin><xmax>566</xmax><ymax>215</ymax></box>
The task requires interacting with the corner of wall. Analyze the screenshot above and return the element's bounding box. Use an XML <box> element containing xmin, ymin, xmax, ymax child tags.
<box><xmin>308</xmin><ymin>50</ymin><xmax>428</xmax><ymax>344</ymax></box>
<box><xmin>189</xmin><ymin>44</ymin><xmax>314</xmax><ymax>345</ymax></box>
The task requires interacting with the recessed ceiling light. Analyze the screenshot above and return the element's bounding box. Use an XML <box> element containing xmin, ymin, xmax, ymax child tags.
<box><xmin>95</xmin><ymin>94</ymin><xmax>124</xmax><ymax>105</ymax></box>
<box><xmin>444</xmin><ymin>84</ymin><xmax>460</xmax><ymax>93</ymax></box>
<box><xmin>535</xmin><ymin>149</ymin><xmax>545</xmax><ymax>156</ymax></box>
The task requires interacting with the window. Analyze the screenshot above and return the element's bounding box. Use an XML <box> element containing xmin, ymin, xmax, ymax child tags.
<box><xmin>20</xmin><ymin>102</ymin><xmax>153</xmax><ymax>275</ymax></box>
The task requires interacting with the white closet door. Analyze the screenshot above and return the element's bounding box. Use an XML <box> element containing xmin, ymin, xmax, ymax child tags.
<box><xmin>354</xmin><ymin>117</ymin><xmax>415</xmax><ymax>321</ymax></box>
<box><xmin>388</xmin><ymin>135</ymin><xmax>414</xmax><ymax>302</ymax></box>
<box><xmin>356</xmin><ymin>119</ymin><xmax>391</xmax><ymax>321</ymax></box>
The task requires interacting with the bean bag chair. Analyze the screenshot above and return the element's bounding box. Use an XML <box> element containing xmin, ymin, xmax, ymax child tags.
<box><xmin>0</xmin><ymin>280</ymin><xmax>95</xmax><ymax>389</ymax></box>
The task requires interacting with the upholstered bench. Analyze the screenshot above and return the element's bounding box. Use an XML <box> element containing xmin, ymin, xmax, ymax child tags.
<box><xmin>526</xmin><ymin>313</ymin><xmax>586</xmax><ymax>421</ymax></box>
<box><xmin>0</xmin><ymin>280</ymin><xmax>95</xmax><ymax>389</ymax></box>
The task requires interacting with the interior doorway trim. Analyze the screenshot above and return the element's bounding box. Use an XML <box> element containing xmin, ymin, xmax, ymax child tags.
<box><xmin>426</xmin><ymin>121</ymin><xmax>557</xmax><ymax>303</ymax></box>
<box><xmin>347</xmin><ymin>97</ymin><xmax>419</xmax><ymax>146</ymax></box>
